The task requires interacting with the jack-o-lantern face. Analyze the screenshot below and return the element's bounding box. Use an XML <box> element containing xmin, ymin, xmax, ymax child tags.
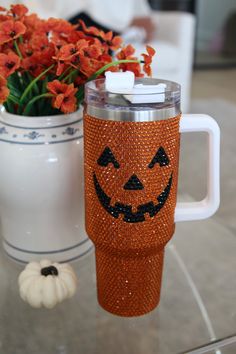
<box><xmin>84</xmin><ymin>113</ymin><xmax>181</xmax><ymax>250</ymax></box>
<box><xmin>93</xmin><ymin>146</ymin><xmax>173</xmax><ymax>223</ymax></box>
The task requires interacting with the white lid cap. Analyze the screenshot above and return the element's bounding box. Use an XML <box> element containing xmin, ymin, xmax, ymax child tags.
<box><xmin>105</xmin><ymin>71</ymin><xmax>166</xmax><ymax>103</ymax></box>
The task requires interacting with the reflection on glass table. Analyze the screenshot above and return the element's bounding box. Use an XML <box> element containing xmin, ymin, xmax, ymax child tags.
<box><xmin>185</xmin><ymin>334</ymin><xmax>236</xmax><ymax>354</ymax></box>
<box><xmin>0</xmin><ymin>215</ymin><xmax>236</xmax><ymax>354</ymax></box>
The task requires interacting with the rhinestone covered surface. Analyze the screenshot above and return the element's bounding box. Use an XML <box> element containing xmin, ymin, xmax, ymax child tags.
<box><xmin>84</xmin><ymin>112</ymin><xmax>181</xmax><ymax>316</ymax></box>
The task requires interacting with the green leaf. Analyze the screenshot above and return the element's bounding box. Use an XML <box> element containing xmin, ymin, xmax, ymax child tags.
<box><xmin>42</xmin><ymin>77</ymin><xmax>48</xmax><ymax>94</ymax></box>
<box><xmin>75</xmin><ymin>87</ymin><xmax>84</xmax><ymax>100</ymax></box>
<box><xmin>10</xmin><ymin>72</ymin><xmax>23</xmax><ymax>92</ymax></box>
<box><xmin>7</xmin><ymin>83</ymin><xmax>21</xmax><ymax>98</ymax></box>
<box><xmin>7</xmin><ymin>77</ymin><xmax>21</xmax><ymax>98</ymax></box>
<box><xmin>20</xmin><ymin>64</ymin><xmax>54</xmax><ymax>104</ymax></box>
<box><xmin>5</xmin><ymin>99</ymin><xmax>15</xmax><ymax>114</ymax></box>
<box><xmin>23</xmin><ymin>93</ymin><xmax>53</xmax><ymax>116</ymax></box>
<box><xmin>8</xmin><ymin>94</ymin><xmax>21</xmax><ymax>105</ymax></box>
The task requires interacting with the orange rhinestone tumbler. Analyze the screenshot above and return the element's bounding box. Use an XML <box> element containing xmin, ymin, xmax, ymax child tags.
<box><xmin>84</xmin><ymin>78</ymin><xmax>181</xmax><ymax>317</ymax></box>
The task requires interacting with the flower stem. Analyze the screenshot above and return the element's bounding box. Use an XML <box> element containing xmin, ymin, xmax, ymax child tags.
<box><xmin>57</xmin><ymin>67</ymin><xmax>71</xmax><ymax>81</ymax></box>
<box><xmin>63</xmin><ymin>69</ymin><xmax>79</xmax><ymax>83</ymax></box>
<box><xmin>88</xmin><ymin>59</ymin><xmax>140</xmax><ymax>82</ymax></box>
<box><xmin>20</xmin><ymin>64</ymin><xmax>54</xmax><ymax>103</ymax></box>
<box><xmin>23</xmin><ymin>93</ymin><xmax>53</xmax><ymax>116</ymax></box>
<box><xmin>14</xmin><ymin>40</ymin><xmax>23</xmax><ymax>59</ymax></box>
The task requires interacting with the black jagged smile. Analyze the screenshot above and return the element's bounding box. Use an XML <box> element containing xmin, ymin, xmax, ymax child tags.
<box><xmin>93</xmin><ymin>172</ymin><xmax>173</xmax><ymax>223</ymax></box>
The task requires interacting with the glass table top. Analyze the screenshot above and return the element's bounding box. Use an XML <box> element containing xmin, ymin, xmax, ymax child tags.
<box><xmin>0</xmin><ymin>216</ymin><xmax>236</xmax><ymax>354</ymax></box>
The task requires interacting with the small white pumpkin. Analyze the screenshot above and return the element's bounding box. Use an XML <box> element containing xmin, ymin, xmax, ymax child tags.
<box><xmin>18</xmin><ymin>260</ymin><xmax>78</xmax><ymax>309</ymax></box>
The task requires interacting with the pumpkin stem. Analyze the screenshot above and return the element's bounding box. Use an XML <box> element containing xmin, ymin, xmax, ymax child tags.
<box><xmin>41</xmin><ymin>265</ymin><xmax>58</xmax><ymax>277</ymax></box>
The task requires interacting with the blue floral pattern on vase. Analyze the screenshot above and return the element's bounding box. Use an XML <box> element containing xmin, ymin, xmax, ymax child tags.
<box><xmin>62</xmin><ymin>127</ymin><xmax>78</xmax><ymax>136</ymax></box>
<box><xmin>0</xmin><ymin>117</ymin><xmax>83</xmax><ymax>145</ymax></box>
<box><xmin>0</xmin><ymin>127</ymin><xmax>8</xmax><ymax>135</ymax></box>
<box><xmin>23</xmin><ymin>131</ymin><xmax>45</xmax><ymax>140</ymax></box>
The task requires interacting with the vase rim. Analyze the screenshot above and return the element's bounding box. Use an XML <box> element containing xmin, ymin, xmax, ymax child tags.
<box><xmin>0</xmin><ymin>105</ymin><xmax>83</xmax><ymax>129</ymax></box>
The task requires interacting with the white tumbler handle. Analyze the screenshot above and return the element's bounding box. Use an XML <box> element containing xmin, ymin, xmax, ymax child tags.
<box><xmin>175</xmin><ymin>114</ymin><xmax>220</xmax><ymax>222</ymax></box>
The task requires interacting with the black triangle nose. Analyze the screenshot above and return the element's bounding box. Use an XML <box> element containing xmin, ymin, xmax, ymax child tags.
<box><xmin>123</xmin><ymin>174</ymin><xmax>144</xmax><ymax>190</ymax></box>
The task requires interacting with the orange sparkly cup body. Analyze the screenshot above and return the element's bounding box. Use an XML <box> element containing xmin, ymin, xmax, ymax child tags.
<box><xmin>84</xmin><ymin>78</ymin><xmax>181</xmax><ymax>316</ymax></box>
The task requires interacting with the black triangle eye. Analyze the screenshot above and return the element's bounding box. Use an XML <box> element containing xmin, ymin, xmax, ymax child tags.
<box><xmin>97</xmin><ymin>147</ymin><xmax>120</xmax><ymax>169</ymax></box>
<box><xmin>148</xmin><ymin>147</ymin><xmax>169</xmax><ymax>168</ymax></box>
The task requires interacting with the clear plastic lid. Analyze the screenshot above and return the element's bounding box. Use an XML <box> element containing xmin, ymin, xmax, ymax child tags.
<box><xmin>85</xmin><ymin>78</ymin><xmax>181</xmax><ymax>122</ymax></box>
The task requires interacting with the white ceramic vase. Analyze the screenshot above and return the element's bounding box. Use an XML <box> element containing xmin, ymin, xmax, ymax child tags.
<box><xmin>0</xmin><ymin>106</ymin><xmax>93</xmax><ymax>263</ymax></box>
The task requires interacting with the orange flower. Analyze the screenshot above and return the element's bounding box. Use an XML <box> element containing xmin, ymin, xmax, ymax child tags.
<box><xmin>0</xmin><ymin>51</ymin><xmax>20</xmax><ymax>77</ymax></box>
<box><xmin>50</xmin><ymin>32</ymin><xmax>70</xmax><ymax>50</ymax></box>
<box><xmin>22</xmin><ymin>49</ymin><xmax>53</xmax><ymax>77</ymax></box>
<box><xmin>30</xmin><ymin>33</ymin><xmax>51</xmax><ymax>51</ymax></box>
<box><xmin>76</xmin><ymin>39</ymin><xmax>90</xmax><ymax>52</ymax></box>
<box><xmin>23</xmin><ymin>13</ymin><xmax>41</xmax><ymax>32</ymax></box>
<box><xmin>0</xmin><ymin>20</ymin><xmax>26</xmax><ymax>45</ymax></box>
<box><xmin>116</xmin><ymin>44</ymin><xmax>142</xmax><ymax>76</ymax></box>
<box><xmin>146</xmin><ymin>45</ymin><xmax>156</xmax><ymax>57</ymax></box>
<box><xmin>19</xmin><ymin>42</ymin><xmax>33</xmax><ymax>57</ymax></box>
<box><xmin>47</xmin><ymin>80</ymin><xmax>78</xmax><ymax>114</ymax></box>
<box><xmin>10</xmin><ymin>4</ymin><xmax>28</xmax><ymax>18</ymax></box>
<box><xmin>0</xmin><ymin>75</ymin><xmax>9</xmax><ymax>104</ymax></box>
<box><xmin>19</xmin><ymin>33</ymin><xmax>54</xmax><ymax>73</ymax></box>
<box><xmin>22</xmin><ymin>55</ymin><xmax>42</xmax><ymax>77</ymax></box>
<box><xmin>79</xmin><ymin>57</ymin><xmax>103</xmax><ymax>77</ymax></box>
<box><xmin>53</xmin><ymin>43</ymin><xmax>80</xmax><ymax>75</ymax></box>
<box><xmin>109</xmin><ymin>35</ymin><xmax>122</xmax><ymax>51</ymax></box>
<box><xmin>0</xmin><ymin>14</ymin><xmax>10</xmax><ymax>22</ymax></box>
<box><xmin>79</xmin><ymin>20</ymin><xmax>101</xmax><ymax>38</ymax></box>
<box><xmin>142</xmin><ymin>45</ymin><xmax>156</xmax><ymax>76</ymax></box>
<box><xmin>55</xmin><ymin>61</ymin><xmax>66</xmax><ymax>76</ymax></box>
<box><xmin>79</xmin><ymin>20</ymin><xmax>122</xmax><ymax>50</ymax></box>
<box><xmin>74</xmin><ymin>73</ymin><xmax>87</xmax><ymax>87</ymax></box>
<box><xmin>47</xmin><ymin>18</ymin><xmax>75</xmax><ymax>35</ymax></box>
<box><xmin>67</xmin><ymin>29</ymin><xmax>85</xmax><ymax>44</ymax></box>
<box><xmin>0</xmin><ymin>7</ymin><xmax>9</xmax><ymax>22</ymax></box>
<box><xmin>116</xmin><ymin>44</ymin><xmax>136</xmax><ymax>60</ymax></box>
<box><xmin>83</xmin><ymin>39</ymin><xmax>103</xmax><ymax>59</ymax></box>
<box><xmin>53</xmin><ymin>38</ymin><xmax>108</xmax><ymax>77</ymax></box>
<box><xmin>0</xmin><ymin>4</ymin><xmax>155</xmax><ymax>114</ymax></box>
<box><xmin>21</xmin><ymin>34</ymin><xmax>55</xmax><ymax>69</ymax></box>
<box><xmin>122</xmin><ymin>62</ymin><xmax>143</xmax><ymax>77</ymax></box>
<box><xmin>54</xmin><ymin>43</ymin><xmax>80</xmax><ymax>62</ymax></box>
<box><xmin>53</xmin><ymin>40</ymin><xmax>90</xmax><ymax>74</ymax></box>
